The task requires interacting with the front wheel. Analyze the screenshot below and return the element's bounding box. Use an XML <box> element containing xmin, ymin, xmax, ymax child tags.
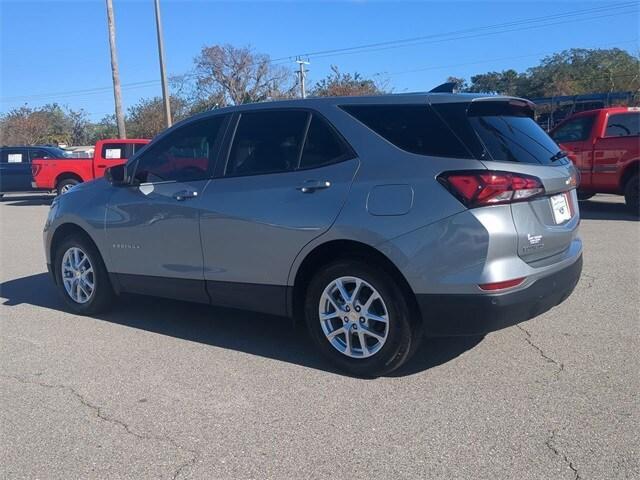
<box><xmin>624</xmin><ymin>174</ymin><xmax>639</xmax><ymax>215</ymax></box>
<box><xmin>304</xmin><ymin>260</ymin><xmax>416</xmax><ymax>377</ymax></box>
<box><xmin>54</xmin><ymin>235</ymin><xmax>114</xmax><ymax>315</ymax></box>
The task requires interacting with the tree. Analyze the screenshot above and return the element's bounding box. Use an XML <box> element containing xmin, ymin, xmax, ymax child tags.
<box><xmin>192</xmin><ymin>44</ymin><xmax>296</xmax><ymax>106</ymax></box>
<box><xmin>458</xmin><ymin>48</ymin><xmax>640</xmax><ymax>98</ymax></box>
<box><xmin>311</xmin><ymin>66</ymin><xmax>386</xmax><ymax>97</ymax></box>
<box><xmin>464</xmin><ymin>69</ymin><xmax>524</xmax><ymax>95</ymax></box>
<box><xmin>446</xmin><ymin>76</ymin><xmax>468</xmax><ymax>92</ymax></box>
<box><xmin>88</xmin><ymin>115</ymin><xmax>118</xmax><ymax>144</ymax></box>
<box><xmin>127</xmin><ymin>96</ymin><xmax>188</xmax><ymax>139</ymax></box>
<box><xmin>524</xmin><ymin>48</ymin><xmax>640</xmax><ymax>97</ymax></box>
<box><xmin>67</xmin><ymin>109</ymin><xmax>92</xmax><ymax>145</ymax></box>
<box><xmin>0</xmin><ymin>104</ymin><xmax>78</xmax><ymax>145</ymax></box>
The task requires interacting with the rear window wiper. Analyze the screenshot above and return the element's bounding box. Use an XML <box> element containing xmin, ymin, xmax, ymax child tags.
<box><xmin>550</xmin><ymin>150</ymin><xmax>569</xmax><ymax>162</ymax></box>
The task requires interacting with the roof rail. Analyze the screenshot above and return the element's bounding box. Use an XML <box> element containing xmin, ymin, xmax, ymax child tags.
<box><xmin>429</xmin><ymin>82</ymin><xmax>458</xmax><ymax>94</ymax></box>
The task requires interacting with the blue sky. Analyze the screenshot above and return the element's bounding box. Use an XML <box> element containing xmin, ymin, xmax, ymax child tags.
<box><xmin>1</xmin><ymin>0</ymin><xmax>638</xmax><ymax>121</ymax></box>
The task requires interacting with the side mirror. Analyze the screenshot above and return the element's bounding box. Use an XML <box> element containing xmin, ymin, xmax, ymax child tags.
<box><xmin>105</xmin><ymin>164</ymin><xmax>127</xmax><ymax>186</ymax></box>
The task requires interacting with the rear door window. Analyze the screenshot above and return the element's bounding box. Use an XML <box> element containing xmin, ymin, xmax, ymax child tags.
<box><xmin>551</xmin><ymin>116</ymin><xmax>595</xmax><ymax>143</ymax></box>
<box><xmin>341</xmin><ymin>104</ymin><xmax>471</xmax><ymax>158</ymax></box>
<box><xmin>605</xmin><ymin>113</ymin><xmax>640</xmax><ymax>137</ymax></box>
<box><xmin>225</xmin><ymin>110</ymin><xmax>309</xmax><ymax>176</ymax></box>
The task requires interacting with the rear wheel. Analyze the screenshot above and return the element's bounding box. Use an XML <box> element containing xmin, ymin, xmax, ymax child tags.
<box><xmin>54</xmin><ymin>235</ymin><xmax>114</xmax><ymax>315</ymax></box>
<box><xmin>57</xmin><ymin>178</ymin><xmax>80</xmax><ymax>196</ymax></box>
<box><xmin>624</xmin><ymin>174</ymin><xmax>639</xmax><ymax>215</ymax></box>
<box><xmin>304</xmin><ymin>260</ymin><xmax>416</xmax><ymax>377</ymax></box>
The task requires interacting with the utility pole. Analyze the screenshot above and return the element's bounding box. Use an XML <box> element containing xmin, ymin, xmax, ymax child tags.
<box><xmin>295</xmin><ymin>57</ymin><xmax>310</xmax><ymax>99</ymax></box>
<box><xmin>154</xmin><ymin>0</ymin><xmax>172</xmax><ymax>128</ymax></box>
<box><xmin>105</xmin><ymin>0</ymin><xmax>126</xmax><ymax>138</ymax></box>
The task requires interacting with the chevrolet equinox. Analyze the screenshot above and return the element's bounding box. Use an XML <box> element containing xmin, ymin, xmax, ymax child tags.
<box><xmin>44</xmin><ymin>91</ymin><xmax>583</xmax><ymax>377</ymax></box>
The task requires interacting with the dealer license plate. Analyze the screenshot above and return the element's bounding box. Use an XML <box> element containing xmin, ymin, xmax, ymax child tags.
<box><xmin>550</xmin><ymin>193</ymin><xmax>572</xmax><ymax>224</ymax></box>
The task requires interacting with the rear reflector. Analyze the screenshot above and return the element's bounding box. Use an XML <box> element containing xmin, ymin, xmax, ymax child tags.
<box><xmin>438</xmin><ymin>171</ymin><xmax>544</xmax><ymax>208</ymax></box>
<box><xmin>479</xmin><ymin>277</ymin><xmax>525</xmax><ymax>291</ymax></box>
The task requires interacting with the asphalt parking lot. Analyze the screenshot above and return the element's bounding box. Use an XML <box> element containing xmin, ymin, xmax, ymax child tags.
<box><xmin>0</xmin><ymin>194</ymin><xmax>638</xmax><ymax>480</ymax></box>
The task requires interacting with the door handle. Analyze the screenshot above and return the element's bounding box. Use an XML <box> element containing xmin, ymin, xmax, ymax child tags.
<box><xmin>173</xmin><ymin>190</ymin><xmax>198</xmax><ymax>201</ymax></box>
<box><xmin>296</xmin><ymin>180</ymin><xmax>331</xmax><ymax>193</ymax></box>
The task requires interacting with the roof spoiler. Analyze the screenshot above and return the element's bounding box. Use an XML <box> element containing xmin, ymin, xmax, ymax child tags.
<box><xmin>429</xmin><ymin>82</ymin><xmax>458</xmax><ymax>93</ymax></box>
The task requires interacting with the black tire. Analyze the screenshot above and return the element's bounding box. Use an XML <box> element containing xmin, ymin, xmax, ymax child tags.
<box><xmin>577</xmin><ymin>191</ymin><xmax>595</xmax><ymax>201</ymax></box>
<box><xmin>57</xmin><ymin>178</ymin><xmax>80</xmax><ymax>196</ymax></box>
<box><xmin>624</xmin><ymin>174</ymin><xmax>639</xmax><ymax>215</ymax></box>
<box><xmin>53</xmin><ymin>235</ymin><xmax>114</xmax><ymax>315</ymax></box>
<box><xmin>304</xmin><ymin>260</ymin><xmax>416</xmax><ymax>377</ymax></box>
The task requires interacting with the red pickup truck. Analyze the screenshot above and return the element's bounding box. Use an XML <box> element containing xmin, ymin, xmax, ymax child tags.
<box><xmin>550</xmin><ymin>107</ymin><xmax>639</xmax><ymax>212</ymax></box>
<box><xmin>32</xmin><ymin>138</ymin><xmax>149</xmax><ymax>195</ymax></box>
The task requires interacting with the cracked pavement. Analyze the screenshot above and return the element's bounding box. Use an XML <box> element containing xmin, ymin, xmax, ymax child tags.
<box><xmin>1</xmin><ymin>194</ymin><xmax>638</xmax><ymax>479</ymax></box>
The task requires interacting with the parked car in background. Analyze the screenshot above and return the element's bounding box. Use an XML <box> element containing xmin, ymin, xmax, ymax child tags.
<box><xmin>0</xmin><ymin>145</ymin><xmax>70</xmax><ymax>198</ymax></box>
<box><xmin>550</xmin><ymin>107</ymin><xmax>639</xmax><ymax>212</ymax></box>
<box><xmin>43</xmin><ymin>92</ymin><xmax>582</xmax><ymax>376</ymax></box>
<box><xmin>32</xmin><ymin>138</ymin><xmax>149</xmax><ymax>195</ymax></box>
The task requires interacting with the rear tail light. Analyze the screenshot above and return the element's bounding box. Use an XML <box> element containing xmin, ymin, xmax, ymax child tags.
<box><xmin>478</xmin><ymin>277</ymin><xmax>525</xmax><ymax>291</ymax></box>
<box><xmin>438</xmin><ymin>171</ymin><xmax>545</xmax><ymax>208</ymax></box>
<box><xmin>31</xmin><ymin>164</ymin><xmax>42</xmax><ymax>177</ymax></box>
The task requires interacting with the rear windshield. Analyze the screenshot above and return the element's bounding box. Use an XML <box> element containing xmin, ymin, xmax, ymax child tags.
<box><xmin>435</xmin><ymin>101</ymin><xmax>565</xmax><ymax>165</ymax></box>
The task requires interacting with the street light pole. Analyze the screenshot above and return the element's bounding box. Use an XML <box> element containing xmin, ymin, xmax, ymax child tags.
<box><xmin>105</xmin><ymin>0</ymin><xmax>126</xmax><ymax>138</ymax></box>
<box><xmin>154</xmin><ymin>0</ymin><xmax>172</xmax><ymax>128</ymax></box>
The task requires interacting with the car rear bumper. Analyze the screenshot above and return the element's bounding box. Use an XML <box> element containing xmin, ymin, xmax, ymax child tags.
<box><xmin>417</xmin><ymin>254</ymin><xmax>583</xmax><ymax>336</ymax></box>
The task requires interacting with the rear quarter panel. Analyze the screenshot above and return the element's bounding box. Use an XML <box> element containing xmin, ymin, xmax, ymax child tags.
<box><xmin>286</xmin><ymin>103</ymin><xmax>483</xmax><ymax>286</ymax></box>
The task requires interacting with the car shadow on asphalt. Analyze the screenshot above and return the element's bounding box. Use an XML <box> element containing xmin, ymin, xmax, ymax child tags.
<box><xmin>579</xmin><ymin>199</ymin><xmax>638</xmax><ymax>221</ymax></box>
<box><xmin>0</xmin><ymin>195</ymin><xmax>54</xmax><ymax>207</ymax></box>
<box><xmin>0</xmin><ymin>272</ymin><xmax>483</xmax><ymax>378</ymax></box>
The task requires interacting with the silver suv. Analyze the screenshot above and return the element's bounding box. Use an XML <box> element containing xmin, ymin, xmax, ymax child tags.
<box><xmin>44</xmin><ymin>92</ymin><xmax>582</xmax><ymax>377</ymax></box>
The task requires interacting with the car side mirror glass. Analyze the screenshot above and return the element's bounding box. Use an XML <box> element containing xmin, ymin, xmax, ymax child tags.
<box><xmin>105</xmin><ymin>164</ymin><xmax>127</xmax><ymax>186</ymax></box>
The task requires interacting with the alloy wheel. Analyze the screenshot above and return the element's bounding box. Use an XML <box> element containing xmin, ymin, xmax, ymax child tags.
<box><xmin>318</xmin><ymin>276</ymin><xmax>389</xmax><ymax>359</ymax></box>
<box><xmin>61</xmin><ymin>247</ymin><xmax>95</xmax><ymax>304</ymax></box>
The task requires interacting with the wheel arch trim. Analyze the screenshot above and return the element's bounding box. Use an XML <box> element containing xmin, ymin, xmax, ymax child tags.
<box><xmin>287</xmin><ymin>238</ymin><xmax>418</xmax><ymax>324</ymax></box>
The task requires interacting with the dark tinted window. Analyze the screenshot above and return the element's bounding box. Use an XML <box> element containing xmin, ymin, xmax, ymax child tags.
<box><xmin>605</xmin><ymin>113</ymin><xmax>640</xmax><ymax>137</ymax></box>
<box><xmin>226</xmin><ymin>110</ymin><xmax>308</xmax><ymax>176</ymax></box>
<box><xmin>30</xmin><ymin>149</ymin><xmax>57</xmax><ymax>160</ymax></box>
<box><xmin>0</xmin><ymin>149</ymin><xmax>27</xmax><ymax>163</ymax></box>
<box><xmin>300</xmin><ymin>115</ymin><xmax>351</xmax><ymax>169</ymax></box>
<box><xmin>469</xmin><ymin>115</ymin><xmax>561</xmax><ymax>164</ymax></box>
<box><xmin>135</xmin><ymin>116</ymin><xmax>224</xmax><ymax>183</ymax></box>
<box><xmin>341</xmin><ymin>104</ymin><xmax>470</xmax><ymax>158</ymax></box>
<box><xmin>432</xmin><ymin>101</ymin><xmax>564</xmax><ymax>165</ymax></box>
<box><xmin>551</xmin><ymin>116</ymin><xmax>595</xmax><ymax>143</ymax></box>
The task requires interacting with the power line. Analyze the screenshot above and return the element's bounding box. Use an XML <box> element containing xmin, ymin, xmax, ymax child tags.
<box><xmin>306</xmin><ymin>7</ymin><xmax>639</xmax><ymax>61</ymax></box>
<box><xmin>1</xmin><ymin>2</ymin><xmax>637</xmax><ymax>103</ymax></box>
<box><xmin>282</xmin><ymin>2</ymin><xmax>637</xmax><ymax>61</ymax></box>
